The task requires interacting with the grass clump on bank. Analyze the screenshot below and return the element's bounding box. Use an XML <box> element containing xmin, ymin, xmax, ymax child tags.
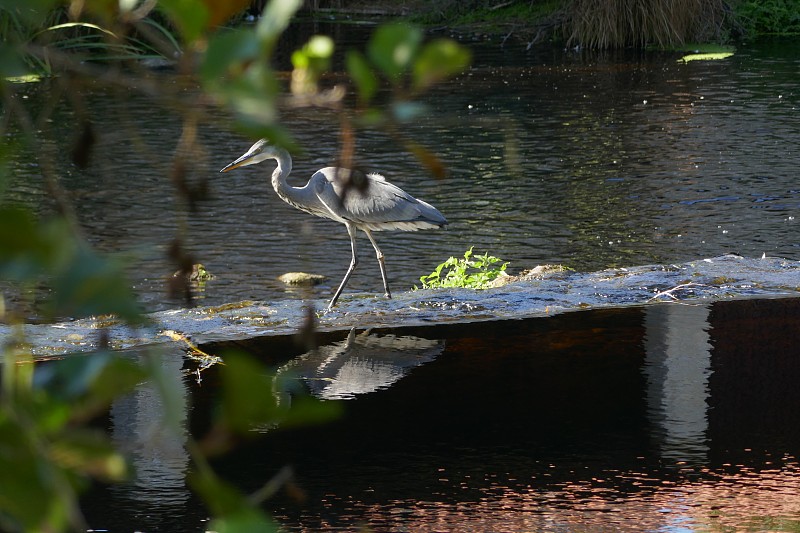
<box><xmin>564</xmin><ymin>0</ymin><xmax>729</xmax><ymax>48</ymax></box>
<box><xmin>561</xmin><ymin>0</ymin><xmax>800</xmax><ymax>46</ymax></box>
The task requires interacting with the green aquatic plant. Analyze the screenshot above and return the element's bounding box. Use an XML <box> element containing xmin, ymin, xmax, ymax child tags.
<box><xmin>419</xmin><ymin>247</ymin><xmax>508</xmax><ymax>290</ymax></box>
<box><xmin>665</xmin><ymin>42</ymin><xmax>736</xmax><ymax>62</ymax></box>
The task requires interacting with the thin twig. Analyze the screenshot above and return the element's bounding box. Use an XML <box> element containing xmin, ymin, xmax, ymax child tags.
<box><xmin>160</xmin><ymin>330</ymin><xmax>223</xmax><ymax>375</ymax></box>
<box><xmin>248</xmin><ymin>465</ymin><xmax>295</xmax><ymax>505</ymax></box>
<box><xmin>648</xmin><ymin>282</ymin><xmax>712</xmax><ymax>302</ymax></box>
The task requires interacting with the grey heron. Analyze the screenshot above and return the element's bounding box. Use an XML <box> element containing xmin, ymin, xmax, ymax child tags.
<box><xmin>219</xmin><ymin>139</ymin><xmax>447</xmax><ymax>311</ymax></box>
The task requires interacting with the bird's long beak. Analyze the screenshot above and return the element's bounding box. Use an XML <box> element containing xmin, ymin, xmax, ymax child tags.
<box><xmin>220</xmin><ymin>139</ymin><xmax>270</xmax><ymax>172</ymax></box>
<box><xmin>219</xmin><ymin>156</ymin><xmax>249</xmax><ymax>173</ymax></box>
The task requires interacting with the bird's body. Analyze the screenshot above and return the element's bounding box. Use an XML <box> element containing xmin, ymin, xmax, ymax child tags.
<box><xmin>220</xmin><ymin>139</ymin><xmax>447</xmax><ymax>311</ymax></box>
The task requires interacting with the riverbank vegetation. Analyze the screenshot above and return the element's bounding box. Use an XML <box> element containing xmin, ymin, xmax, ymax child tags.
<box><xmin>734</xmin><ymin>0</ymin><xmax>800</xmax><ymax>36</ymax></box>
<box><xmin>564</xmin><ymin>0</ymin><xmax>730</xmax><ymax>48</ymax></box>
<box><xmin>3</xmin><ymin>0</ymin><xmax>799</xmax><ymax>70</ymax></box>
<box><xmin>335</xmin><ymin>0</ymin><xmax>800</xmax><ymax>47</ymax></box>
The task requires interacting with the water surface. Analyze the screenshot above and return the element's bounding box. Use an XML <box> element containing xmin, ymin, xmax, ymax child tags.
<box><xmin>5</xmin><ymin>29</ymin><xmax>800</xmax><ymax>531</ymax></box>
<box><xmin>4</xmin><ymin>32</ymin><xmax>800</xmax><ymax>313</ymax></box>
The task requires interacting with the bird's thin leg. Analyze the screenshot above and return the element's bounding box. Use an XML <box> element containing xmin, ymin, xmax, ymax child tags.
<box><xmin>364</xmin><ymin>229</ymin><xmax>391</xmax><ymax>299</ymax></box>
<box><xmin>328</xmin><ymin>224</ymin><xmax>359</xmax><ymax>311</ymax></box>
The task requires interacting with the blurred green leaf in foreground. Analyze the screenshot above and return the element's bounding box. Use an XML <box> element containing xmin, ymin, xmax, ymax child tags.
<box><xmin>0</xmin><ymin>0</ymin><xmax>471</xmax><ymax>529</ymax></box>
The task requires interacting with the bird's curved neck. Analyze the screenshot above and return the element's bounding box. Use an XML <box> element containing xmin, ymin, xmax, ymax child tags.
<box><xmin>269</xmin><ymin>147</ymin><xmax>322</xmax><ymax>215</ymax></box>
<box><xmin>270</xmin><ymin>147</ymin><xmax>295</xmax><ymax>198</ymax></box>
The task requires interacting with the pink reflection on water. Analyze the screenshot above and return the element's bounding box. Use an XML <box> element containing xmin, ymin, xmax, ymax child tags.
<box><xmin>282</xmin><ymin>457</ymin><xmax>800</xmax><ymax>532</ymax></box>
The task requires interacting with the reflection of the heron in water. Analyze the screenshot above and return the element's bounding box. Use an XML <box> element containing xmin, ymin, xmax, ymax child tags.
<box><xmin>276</xmin><ymin>328</ymin><xmax>444</xmax><ymax>400</ymax></box>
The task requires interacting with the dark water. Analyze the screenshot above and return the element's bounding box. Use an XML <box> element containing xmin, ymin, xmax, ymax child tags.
<box><xmin>81</xmin><ymin>296</ymin><xmax>800</xmax><ymax>531</ymax></box>
<box><xmin>4</xmin><ymin>30</ymin><xmax>800</xmax><ymax>314</ymax></box>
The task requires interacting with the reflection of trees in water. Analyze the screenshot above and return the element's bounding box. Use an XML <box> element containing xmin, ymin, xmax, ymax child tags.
<box><xmin>643</xmin><ymin>302</ymin><xmax>712</xmax><ymax>464</ymax></box>
<box><xmin>109</xmin><ymin>355</ymin><xmax>189</xmax><ymax>510</ymax></box>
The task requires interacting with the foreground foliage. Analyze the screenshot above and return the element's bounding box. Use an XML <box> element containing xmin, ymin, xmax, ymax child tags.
<box><xmin>0</xmin><ymin>0</ymin><xmax>470</xmax><ymax>531</ymax></box>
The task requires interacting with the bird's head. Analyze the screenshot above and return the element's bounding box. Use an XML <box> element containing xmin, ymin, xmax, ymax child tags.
<box><xmin>219</xmin><ymin>139</ymin><xmax>284</xmax><ymax>172</ymax></box>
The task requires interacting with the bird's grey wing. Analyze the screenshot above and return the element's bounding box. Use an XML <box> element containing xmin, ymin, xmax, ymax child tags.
<box><xmin>313</xmin><ymin>168</ymin><xmax>447</xmax><ymax>231</ymax></box>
